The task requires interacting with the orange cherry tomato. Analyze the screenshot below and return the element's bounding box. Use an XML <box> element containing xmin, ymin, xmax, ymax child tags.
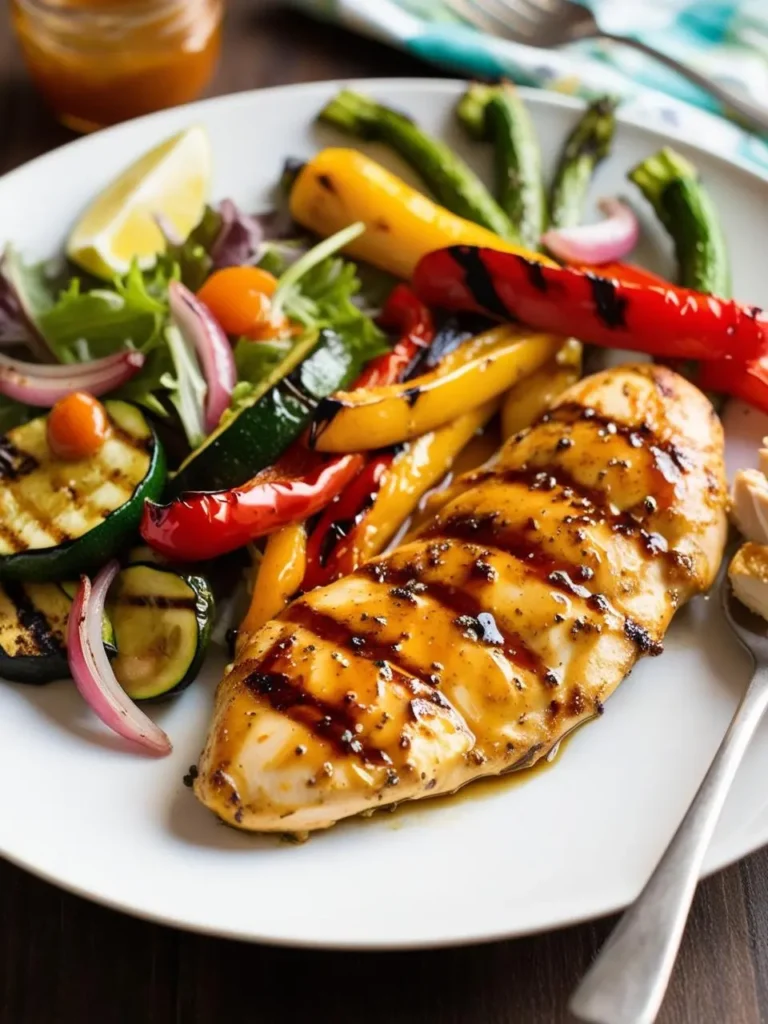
<box><xmin>47</xmin><ymin>391</ymin><xmax>110</xmax><ymax>461</ymax></box>
<box><xmin>197</xmin><ymin>266</ymin><xmax>279</xmax><ymax>339</ymax></box>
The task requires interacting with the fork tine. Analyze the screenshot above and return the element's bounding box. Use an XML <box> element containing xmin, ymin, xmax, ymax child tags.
<box><xmin>479</xmin><ymin>0</ymin><xmax>542</xmax><ymax>22</ymax></box>
<box><xmin>446</xmin><ymin>0</ymin><xmax>544</xmax><ymax>45</ymax></box>
<box><xmin>471</xmin><ymin>0</ymin><xmax>539</xmax><ymax>38</ymax></box>
<box><xmin>444</xmin><ymin>0</ymin><xmax>507</xmax><ymax>35</ymax></box>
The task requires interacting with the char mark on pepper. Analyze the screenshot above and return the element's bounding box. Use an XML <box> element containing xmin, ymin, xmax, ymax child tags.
<box><xmin>586</xmin><ymin>273</ymin><xmax>629</xmax><ymax>329</ymax></box>
<box><xmin>447</xmin><ymin>245</ymin><xmax>512</xmax><ymax>320</ymax></box>
<box><xmin>520</xmin><ymin>257</ymin><xmax>548</xmax><ymax>293</ymax></box>
<box><xmin>309</xmin><ymin>397</ymin><xmax>344</xmax><ymax>449</ymax></box>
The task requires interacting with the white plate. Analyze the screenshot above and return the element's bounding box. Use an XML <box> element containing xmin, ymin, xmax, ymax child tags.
<box><xmin>1</xmin><ymin>78</ymin><xmax>767</xmax><ymax>951</ymax></box>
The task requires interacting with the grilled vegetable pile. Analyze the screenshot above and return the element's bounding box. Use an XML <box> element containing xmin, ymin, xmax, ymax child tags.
<box><xmin>0</xmin><ymin>81</ymin><xmax>761</xmax><ymax>766</ymax></box>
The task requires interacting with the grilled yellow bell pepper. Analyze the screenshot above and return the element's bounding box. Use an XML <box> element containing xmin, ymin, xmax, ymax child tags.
<box><xmin>417</xmin><ymin>341</ymin><xmax>582</xmax><ymax>522</ymax></box>
<box><xmin>237</xmin><ymin>522</ymin><xmax>307</xmax><ymax>654</ymax></box>
<box><xmin>288</xmin><ymin>148</ymin><xmax>555</xmax><ymax>280</ymax></box>
<box><xmin>309</xmin><ymin>326</ymin><xmax>563</xmax><ymax>453</ymax></box>
<box><xmin>330</xmin><ymin>399</ymin><xmax>499</xmax><ymax>575</ymax></box>
<box><xmin>501</xmin><ymin>339</ymin><xmax>583</xmax><ymax>439</ymax></box>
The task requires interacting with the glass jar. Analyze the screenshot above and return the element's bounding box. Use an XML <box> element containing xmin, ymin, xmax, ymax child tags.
<box><xmin>10</xmin><ymin>0</ymin><xmax>224</xmax><ymax>132</ymax></box>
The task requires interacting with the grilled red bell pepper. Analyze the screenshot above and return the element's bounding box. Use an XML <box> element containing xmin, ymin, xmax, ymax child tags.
<box><xmin>301</xmin><ymin>286</ymin><xmax>435</xmax><ymax>587</ymax></box>
<box><xmin>355</xmin><ymin>283</ymin><xmax>434</xmax><ymax>387</ymax></box>
<box><xmin>140</xmin><ymin>448</ymin><xmax>364</xmax><ymax>562</ymax></box>
<box><xmin>303</xmin><ymin>452</ymin><xmax>394</xmax><ymax>590</ymax></box>
<box><xmin>412</xmin><ymin>246</ymin><xmax>767</xmax><ymax>363</ymax></box>
<box><xmin>698</xmin><ymin>353</ymin><xmax>768</xmax><ymax>414</ymax></box>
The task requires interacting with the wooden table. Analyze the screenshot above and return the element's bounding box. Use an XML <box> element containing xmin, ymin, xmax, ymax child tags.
<box><xmin>0</xmin><ymin>3</ymin><xmax>765</xmax><ymax>1021</ymax></box>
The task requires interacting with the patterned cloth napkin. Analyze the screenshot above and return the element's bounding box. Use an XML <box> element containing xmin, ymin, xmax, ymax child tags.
<box><xmin>290</xmin><ymin>0</ymin><xmax>768</xmax><ymax>174</ymax></box>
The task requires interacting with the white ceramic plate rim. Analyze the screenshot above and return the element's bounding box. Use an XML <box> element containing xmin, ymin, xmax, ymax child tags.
<box><xmin>0</xmin><ymin>78</ymin><xmax>767</xmax><ymax>950</ymax></box>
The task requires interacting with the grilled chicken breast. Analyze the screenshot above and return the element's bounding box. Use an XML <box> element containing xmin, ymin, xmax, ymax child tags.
<box><xmin>195</xmin><ymin>364</ymin><xmax>727</xmax><ymax>833</ymax></box>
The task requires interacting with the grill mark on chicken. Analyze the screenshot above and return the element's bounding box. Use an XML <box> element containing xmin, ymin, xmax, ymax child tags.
<box><xmin>443</xmin><ymin>460</ymin><xmax>674</xmax><ymax>563</ymax></box>
<box><xmin>242</xmin><ymin>637</ymin><xmax>394</xmax><ymax>768</ymax></box>
<box><xmin>421</xmin><ymin>512</ymin><xmax>663</xmax><ymax>655</ymax></box>
<box><xmin>422</xmin><ymin>510</ymin><xmax>611</xmax><ymax>593</ymax></box>
<box><xmin>289</xmin><ymin>585</ymin><xmax>550</xmax><ymax>684</ymax></box>
<box><xmin>541</xmin><ymin>402</ymin><xmax>692</xmax><ymax>475</ymax></box>
<box><xmin>357</xmin><ymin>561</ymin><xmax>551</xmax><ymax>679</ymax></box>
<box><xmin>286</xmin><ymin>602</ymin><xmax>433</xmax><ymax>684</ymax></box>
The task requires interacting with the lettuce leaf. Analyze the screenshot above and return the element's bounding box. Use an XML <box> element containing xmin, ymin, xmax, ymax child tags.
<box><xmin>162</xmin><ymin>324</ymin><xmax>207</xmax><ymax>448</ymax></box>
<box><xmin>155</xmin><ymin>205</ymin><xmax>223</xmax><ymax>292</ymax></box>
<box><xmin>233</xmin><ymin>337</ymin><xmax>292</xmax><ymax>387</ymax></box>
<box><xmin>39</xmin><ymin>263</ymin><xmax>167</xmax><ymax>362</ymax></box>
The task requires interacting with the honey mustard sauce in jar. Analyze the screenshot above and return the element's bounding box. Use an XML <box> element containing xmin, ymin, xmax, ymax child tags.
<box><xmin>10</xmin><ymin>0</ymin><xmax>223</xmax><ymax>132</ymax></box>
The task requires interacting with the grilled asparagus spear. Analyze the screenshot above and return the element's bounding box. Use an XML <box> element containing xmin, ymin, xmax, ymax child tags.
<box><xmin>629</xmin><ymin>146</ymin><xmax>730</xmax><ymax>297</ymax></box>
<box><xmin>457</xmin><ymin>82</ymin><xmax>546</xmax><ymax>250</ymax></box>
<box><xmin>548</xmin><ymin>97</ymin><xmax>617</xmax><ymax>230</ymax></box>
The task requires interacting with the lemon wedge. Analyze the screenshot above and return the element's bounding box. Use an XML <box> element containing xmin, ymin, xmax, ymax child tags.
<box><xmin>67</xmin><ymin>126</ymin><xmax>212</xmax><ymax>279</ymax></box>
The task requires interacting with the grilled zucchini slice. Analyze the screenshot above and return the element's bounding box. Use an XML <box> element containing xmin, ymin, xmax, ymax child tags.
<box><xmin>108</xmin><ymin>563</ymin><xmax>214</xmax><ymax>701</ymax></box>
<box><xmin>0</xmin><ymin>401</ymin><xmax>166</xmax><ymax>582</ymax></box>
<box><xmin>0</xmin><ymin>580</ymin><xmax>116</xmax><ymax>684</ymax></box>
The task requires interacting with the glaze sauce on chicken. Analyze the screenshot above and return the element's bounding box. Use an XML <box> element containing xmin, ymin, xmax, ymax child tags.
<box><xmin>195</xmin><ymin>365</ymin><xmax>728</xmax><ymax>833</ymax></box>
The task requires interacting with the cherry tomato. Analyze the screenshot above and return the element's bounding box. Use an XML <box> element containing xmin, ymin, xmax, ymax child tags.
<box><xmin>197</xmin><ymin>266</ymin><xmax>279</xmax><ymax>339</ymax></box>
<box><xmin>47</xmin><ymin>392</ymin><xmax>110</xmax><ymax>461</ymax></box>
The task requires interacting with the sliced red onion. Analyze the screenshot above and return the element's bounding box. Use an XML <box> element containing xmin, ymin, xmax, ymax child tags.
<box><xmin>0</xmin><ymin>350</ymin><xmax>144</xmax><ymax>406</ymax></box>
<box><xmin>168</xmin><ymin>280</ymin><xmax>235</xmax><ymax>433</ymax></box>
<box><xmin>542</xmin><ymin>198</ymin><xmax>639</xmax><ymax>265</ymax></box>
<box><xmin>67</xmin><ymin>563</ymin><xmax>172</xmax><ymax>757</ymax></box>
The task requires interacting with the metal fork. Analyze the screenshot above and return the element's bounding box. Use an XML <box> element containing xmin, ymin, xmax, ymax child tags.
<box><xmin>569</xmin><ymin>577</ymin><xmax>768</xmax><ymax>1024</ymax></box>
<box><xmin>446</xmin><ymin>0</ymin><xmax>768</xmax><ymax>135</ymax></box>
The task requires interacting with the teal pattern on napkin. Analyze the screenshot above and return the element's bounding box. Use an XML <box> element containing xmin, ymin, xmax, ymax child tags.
<box><xmin>290</xmin><ymin>0</ymin><xmax>768</xmax><ymax>174</ymax></box>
